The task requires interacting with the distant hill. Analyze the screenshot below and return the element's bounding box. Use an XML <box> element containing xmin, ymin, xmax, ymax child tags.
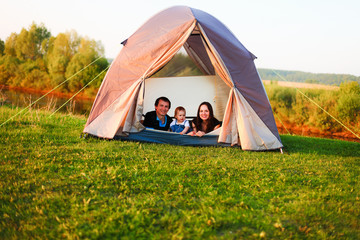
<box><xmin>258</xmin><ymin>68</ymin><xmax>360</xmax><ymax>86</ymax></box>
<box><xmin>107</xmin><ymin>55</ymin><xmax>360</xmax><ymax>86</ymax></box>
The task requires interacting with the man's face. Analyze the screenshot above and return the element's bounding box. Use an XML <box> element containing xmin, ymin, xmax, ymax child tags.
<box><xmin>155</xmin><ymin>99</ymin><xmax>170</xmax><ymax>117</ymax></box>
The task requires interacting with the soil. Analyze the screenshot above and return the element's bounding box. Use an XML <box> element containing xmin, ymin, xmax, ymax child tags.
<box><xmin>276</xmin><ymin>122</ymin><xmax>360</xmax><ymax>143</ymax></box>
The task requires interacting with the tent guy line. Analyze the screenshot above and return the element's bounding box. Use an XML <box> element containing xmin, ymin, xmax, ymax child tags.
<box><xmin>49</xmin><ymin>65</ymin><xmax>110</xmax><ymax>118</ymax></box>
<box><xmin>271</xmin><ymin>69</ymin><xmax>360</xmax><ymax>140</ymax></box>
<box><xmin>0</xmin><ymin>56</ymin><xmax>105</xmax><ymax>127</ymax></box>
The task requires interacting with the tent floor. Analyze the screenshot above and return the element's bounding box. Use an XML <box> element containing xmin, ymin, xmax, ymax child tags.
<box><xmin>113</xmin><ymin>129</ymin><xmax>233</xmax><ymax>147</ymax></box>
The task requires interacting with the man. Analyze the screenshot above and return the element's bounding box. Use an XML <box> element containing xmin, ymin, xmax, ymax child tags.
<box><xmin>143</xmin><ymin>96</ymin><xmax>172</xmax><ymax>131</ymax></box>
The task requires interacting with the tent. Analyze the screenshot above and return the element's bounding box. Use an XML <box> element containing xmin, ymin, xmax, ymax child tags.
<box><xmin>83</xmin><ymin>6</ymin><xmax>283</xmax><ymax>151</ymax></box>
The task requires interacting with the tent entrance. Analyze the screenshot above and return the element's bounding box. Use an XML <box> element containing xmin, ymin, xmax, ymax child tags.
<box><xmin>142</xmin><ymin>75</ymin><xmax>230</xmax><ymax>120</ymax></box>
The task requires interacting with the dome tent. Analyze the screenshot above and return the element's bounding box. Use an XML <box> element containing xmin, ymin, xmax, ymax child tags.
<box><xmin>83</xmin><ymin>6</ymin><xmax>283</xmax><ymax>151</ymax></box>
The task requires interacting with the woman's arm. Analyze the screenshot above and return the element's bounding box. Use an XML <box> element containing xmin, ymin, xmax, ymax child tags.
<box><xmin>214</xmin><ymin>124</ymin><xmax>220</xmax><ymax>130</ymax></box>
<box><xmin>187</xmin><ymin>122</ymin><xmax>197</xmax><ymax>136</ymax></box>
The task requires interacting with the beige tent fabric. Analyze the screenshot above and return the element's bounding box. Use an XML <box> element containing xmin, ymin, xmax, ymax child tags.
<box><xmin>142</xmin><ymin>21</ymin><xmax>196</xmax><ymax>78</ymax></box>
<box><xmin>85</xmin><ymin>13</ymin><xmax>196</xmax><ymax>137</ymax></box>
<box><xmin>198</xmin><ymin>24</ymin><xmax>240</xmax><ymax>145</ymax></box>
<box><xmin>232</xmin><ymin>88</ymin><xmax>283</xmax><ymax>150</ymax></box>
<box><xmin>85</xmin><ymin>7</ymin><xmax>196</xmax><ymax>127</ymax></box>
<box><xmin>118</xmin><ymin>22</ymin><xmax>197</xmax><ymax>136</ymax></box>
<box><xmin>214</xmin><ymin>74</ymin><xmax>231</xmax><ymax>120</ymax></box>
<box><xmin>219</xmin><ymin>88</ymin><xmax>283</xmax><ymax>149</ymax></box>
<box><xmin>83</xmin><ymin>79</ymin><xmax>143</xmax><ymax>138</ymax></box>
<box><xmin>198</xmin><ymin>23</ymin><xmax>282</xmax><ymax>149</ymax></box>
<box><xmin>127</xmin><ymin>81</ymin><xmax>146</xmax><ymax>133</ymax></box>
<box><xmin>218</xmin><ymin>90</ymin><xmax>240</xmax><ymax>145</ymax></box>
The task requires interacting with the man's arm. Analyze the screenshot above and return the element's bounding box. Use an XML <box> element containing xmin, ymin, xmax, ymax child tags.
<box><xmin>142</xmin><ymin>112</ymin><xmax>152</xmax><ymax>128</ymax></box>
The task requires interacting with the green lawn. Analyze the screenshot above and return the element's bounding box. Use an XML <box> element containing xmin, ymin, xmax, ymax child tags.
<box><xmin>0</xmin><ymin>105</ymin><xmax>359</xmax><ymax>239</ymax></box>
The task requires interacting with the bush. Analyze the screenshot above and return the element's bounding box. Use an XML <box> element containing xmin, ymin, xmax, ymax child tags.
<box><xmin>337</xmin><ymin>82</ymin><xmax>360</xmax><ymax>125</ymax></box>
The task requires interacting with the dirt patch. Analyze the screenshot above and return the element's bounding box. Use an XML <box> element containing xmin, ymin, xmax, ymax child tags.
<box><xmin>276</xmin><ymin>122</ymin><xmax>360</xmax><ymax>143</ymax></box>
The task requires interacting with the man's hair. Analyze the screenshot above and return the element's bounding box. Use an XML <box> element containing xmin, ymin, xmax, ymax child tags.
<box><xmin>155</xmin><ymin>96</ymin><xmax>171</xmax><ymax>109</ymax></box>
<box><xmin>174</xmin><ymin>106</ymin><xmax>186</xmax><ymax>117</ymax></box>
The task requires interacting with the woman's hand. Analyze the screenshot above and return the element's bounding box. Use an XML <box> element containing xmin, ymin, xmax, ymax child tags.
<box><xmin>195</xmin><ymin>131</ymin><xmax>205</xmax><ymax>137</ymax></box>
<box><xmin>187</xmin><ymin>131</ymin><xmax>195</xmax><ymax>136</ymax></box>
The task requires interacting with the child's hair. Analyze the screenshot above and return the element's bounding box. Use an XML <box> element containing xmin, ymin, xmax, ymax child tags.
<box><xmin>174</xmin><ymin>106</ymin><xmax>186</xmax><ymax>118</ymax></box>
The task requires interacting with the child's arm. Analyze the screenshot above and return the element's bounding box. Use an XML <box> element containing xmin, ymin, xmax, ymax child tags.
<box><xmin>187</xmin><ymin>122</ymin><xmax>196</xmax><ymax>136</ymax></box>
<box><xmin>180</xmin><ymin>126</ymin><xmax>190</xmax><ymax>135</ymax></box>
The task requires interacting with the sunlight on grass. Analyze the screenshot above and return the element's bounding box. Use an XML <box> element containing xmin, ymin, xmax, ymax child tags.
<box><xmin>0</xmin><ymin>105</ymin><xmax>359</xmax><ymax>239</ymax></box>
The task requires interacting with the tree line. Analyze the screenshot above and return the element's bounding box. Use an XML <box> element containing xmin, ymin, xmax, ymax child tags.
<box><xmin>1</xmin><ymin>23</ymin><xmax>359</xmax><ymax>135</ymax></box>
<box><xmin>0</xmin><ymin>23</ymin><xmax>109</xmax><ymax>96</ymax></box>
<box><xmin>258</xmin><ymin>68</ymin><xmax>360</xmax><ymax>86</ymax></box>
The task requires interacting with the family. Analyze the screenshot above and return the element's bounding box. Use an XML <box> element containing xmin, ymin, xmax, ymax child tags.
<box><xmin>143</xmin><ymin>96</ymin><xmax>221</xmax><ymax>136</ymax></box>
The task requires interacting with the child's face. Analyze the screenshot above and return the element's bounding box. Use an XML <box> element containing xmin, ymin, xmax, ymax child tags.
<box><xmin>176</xmin><ymin>110</ymin><xmax>186</xmax><ymax>123</ymax></box>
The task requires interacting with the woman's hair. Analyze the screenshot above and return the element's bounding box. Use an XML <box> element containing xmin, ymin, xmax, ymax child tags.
<box><xmin>193</xmin><ymin>102</ymin><xmax>217</xmax><ymax>133</ymax></box>
<box><xmin>174</xmin><ymin>106</ymin><xmax>186</xmax><ymax>118</ymax></box>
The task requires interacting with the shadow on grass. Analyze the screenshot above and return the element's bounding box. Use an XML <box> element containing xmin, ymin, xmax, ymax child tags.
<box><xmin>280</xmin><ymin>134</ymin><xmax>360</xmax><ymax>157</ymax></box>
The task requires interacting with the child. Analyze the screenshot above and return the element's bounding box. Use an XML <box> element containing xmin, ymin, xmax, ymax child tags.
<box><xmin>170</xmin><ymin>106</ymin><xmax>190</xmax><ymax>135</ymax></box>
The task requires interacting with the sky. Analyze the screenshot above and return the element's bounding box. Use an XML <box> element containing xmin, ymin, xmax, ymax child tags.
<box><xmin>1</xmin><ymin>0</ymin><xmax>360</xmax><ymax>76</ymax></box>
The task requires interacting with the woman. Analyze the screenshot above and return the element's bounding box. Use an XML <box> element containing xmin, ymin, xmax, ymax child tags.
<box><xmin>188</xmin><ymin>102</ymin><xmax>221</xmax><ymax>137</ymax></box>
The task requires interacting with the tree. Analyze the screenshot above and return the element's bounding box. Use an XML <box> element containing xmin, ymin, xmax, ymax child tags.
<box><xmin>33</xmin><ymin>23</ymin><xmax>51</xmax><ymax>57</ymax></box>
<box><xmin>46</xmin><ymin>31</ymin><xmax>80</xmax><ymax>90</ymax></box>
<box><xmin>12</xmin><ymin>23</ymin><xmax>51</xmax><ymax>61</ymax></box>
<box><xmin>4</xmin><ymin>33</ymin><xmax>17</xmax><ymax>57</ymax></box>
<box><xmin>0</xmin><ymin>39</ymin><xmax>4</xmax><ymax>56</ymax></box>
<box><xmin>66</xmin><ymin>37</ymin><xmax>108</xmax><ymax>93</ymax></box>
<box><xmin>336</xmin><ymin>81</ymin><xmax>360</xmax><ymax>124</ymax></box>
<box><xmin>152</xmin><ymin>53</ymin><xmax>202</xmax><ymax>77</ymax></box>
<box><xmin>0</xmin><ymin>55</ymin><xmax>20</xmax><ymax>85</ymax></box>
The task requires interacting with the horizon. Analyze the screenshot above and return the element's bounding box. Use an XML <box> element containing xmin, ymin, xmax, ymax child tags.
<box><xmin>1</xmin><ymin>0</ymin><xmax>360</xmax><ymax>77</ymax></box>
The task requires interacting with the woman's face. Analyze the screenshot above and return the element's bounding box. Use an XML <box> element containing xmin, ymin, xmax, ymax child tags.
<box><xmin>199</xmin><ymin>104</ymin><xmax>210</xmax><ymax>121</ymax></box>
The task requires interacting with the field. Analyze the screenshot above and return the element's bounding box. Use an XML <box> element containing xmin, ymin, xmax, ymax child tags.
<box><xmin>0</xmin><ymin>105</ymin><xmax>359</xmax><ymax>239</ymax></box>
<box><xmin>262</xmin><ymin>80</ymin><xmax>339</xmax><ymax>90</ymax></box>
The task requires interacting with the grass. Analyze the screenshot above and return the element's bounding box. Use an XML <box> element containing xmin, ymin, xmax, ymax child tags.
<box><xmin>0</xmin><ymin>105</ymin><xmax>359</xmax><ymax>239</ymax></box>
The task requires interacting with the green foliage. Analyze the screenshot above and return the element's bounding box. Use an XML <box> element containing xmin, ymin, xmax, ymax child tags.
<box><xmin>337</xmin><ymin>82</ymin><xmax>360</xmax><ymax>124</ymax></box>
<box><xmin>0</xmin><ymin>55</ymin><xmax>20</xmax><ymax>85</ymax></box>
<box><xmin>66</xmin><ymin>38</ymin><xmax>107</xmax><ymax>93</ymax></box>
<box><xmin>0</xmin><ymin>106</ymin><xmax>359</xmax><ymax>239</ymax></box>
<box><xmin>12</xmin><ymin>23</ymin><xmax>51</xmax><ymax>61</ymax></box>
<box><xmin>46</xmin><ymin>32</ymin><xmax>78</xmax><ymax>86</ymax></box>
<box><xmin>309</xmin><ymin>91</ymin><xmax>340</xmax><ymax>131</ymax></box>
<box><xmin>269</xmin><ymin>86</ymin><xmax>296</xmax><ymax>109</ymax></box>
<box><xmin>291</xmin><ymin>92</ymin><xmax>310</xmax><ymax>125</ymax></box>
<box><xmin>0</xmin><ymin>39</ymin><xmax>4</xmax><ymax>56</ymax></box>
<box><xmin>0</xmin><ymin>23</ymin><xmax>109</xmax><ymax>96</ymax></box>
<box><xmin>304</xmin><ymin>79</ymin><xmax>319</xmax><ymax>84</ymax></box>
<box><xmin>152</xmin><ymin>52</ymin><xmax>202</xmax><ymax>78</ymax></box>
<box><xmin>265</xmin><ymin>82</ymin><xmax>360</xmax><ymax>133</ymax></box>
<box><xmin>18</xmin><ymin>60</ymin><xmax>50</xmax><ymax>89</ymax></box>
<box><xmin>4</xmin><ymin>33</ymin><xmax>17</xmax><ymax>57</ymax></box>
